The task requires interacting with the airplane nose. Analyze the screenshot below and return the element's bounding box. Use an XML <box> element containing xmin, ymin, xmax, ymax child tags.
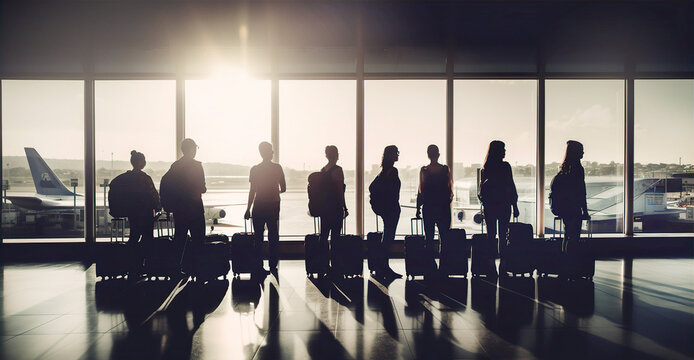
<box><xmin>219</xmin><ymin>209</ymin><xmax>226</xmax><ymax>218</ymax></box>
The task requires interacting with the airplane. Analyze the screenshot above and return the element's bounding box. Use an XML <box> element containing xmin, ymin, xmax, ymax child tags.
<box><xmin>5</xmin><ymin>148</ymin><xmax>235</xmax><ymax>228</ymax></box>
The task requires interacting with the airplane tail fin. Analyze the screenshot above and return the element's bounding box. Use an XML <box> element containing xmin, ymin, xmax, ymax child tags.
<box><xmin>24</xmin><ymin>147</ymin><xmax>75</xmax><ymax>196</ymax></box>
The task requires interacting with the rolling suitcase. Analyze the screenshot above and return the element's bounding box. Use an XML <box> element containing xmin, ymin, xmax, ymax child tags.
<box><xmin>192</xmin><ymin>235</ymin><xmax>230</xmax><ymax>281</ymax></box>
<box><xmin>562</xmin><ymin>220</ymin><xmax>595</xmax><ymax>280</ymax></box>
<box><xmin>499</xmin><ymin>219</ymin><xmax>535</xmax><ymax>277</ymax></box>
<box><xmin>439</xmin><ymin>228</ymin><xmax>470</xmax><ymax>277</ymax></box>
<box><xmin>142</xmin><ymin>236</ymin><xmax>180</xmax><ymax>279</ymax></box>
<box><xmin>405</xmin><ymin>218</ymin><xmax>433</xmax><ymax>279</ymax></box>
<box><xmin>367</xmin><ymin>216</ymin><xmax>385</xmax><ymax>275</ymax></box>
<box><xmin>534</xmin><ymin>238</ymin><xmax>563</xmax><ymax>277</ymax></box>
<box><xmin>96</xmin><ymin>219</ymin><xmax>130</xmax><ymax>280</ymax></box>
<box><xmin>332</xmin><ymin>219</ymin><xmax>363</xmax><ymax>278</ymax></box>
<box><xmin>231</xmin><ymin>219</ymin><xmax>262</xmax><ymax>277</ymax></box>
<box><xmin>471</xmin><ymin>233</ymin><xmax>497</xmax><ymax>277</ymax></box>
<box><xmin>305</xmin><ymin>217</ymin><xmax>330</xmax><ymax>278</ymax></box>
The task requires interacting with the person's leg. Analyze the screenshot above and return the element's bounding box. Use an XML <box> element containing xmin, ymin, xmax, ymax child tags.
<box><xmin>252</xmin><ymin>214</ymin><xmax>267</xmax><ymax>272</ymax></box>
<box><xmin>266</xmin><ymin>215</ymin><xmax>280</xmax><ymax>270</ymax></box>
<box><xmin>483</xmin><ymin>206</ymin><xmax>498</xmax><ymax>244</ymax></box>
<box><xmin>563</xmin><ymin>215</ymin><xmax>582</xmax><ymax>252</ymax></box>
<box><xmin>127</xmin><ymin>216</ymin><xmax>143</xmax><ymax>275</ymax></box>
<box><xmin>422</xmin><ymin>206</ymin><xmax>436</xmax><ymax>253</ymax></box>
<box><xmin>435</xmin><ymin>206</ymin><xmax>452</xmax><ymax>255</ymax></box>
<box><xmin>173</xmin><ymin>212</ymin><xmax>190</xmax><ymax>272</ymax></box>
<box><xmin>381</xmin><ymin>210</ymin><xmax>401</xmax><ymax>277</ymax></box>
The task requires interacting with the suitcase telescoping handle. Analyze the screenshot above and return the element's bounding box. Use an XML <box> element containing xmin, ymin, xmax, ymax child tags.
<box><xmin>244</xmin><ymin>218</ymin><xmax>254</xmax><ymax>233</ymax></box>
<box><xmin>313</xmin><ymin>217</ymin><xmax>321</xmax><ymax>235</ymax></box>
<box><xmin>411</xmin><ymin>217</ymin><xmax>423</xmax><ymax>236</ymax></box>
<box><xmin>376</xmin><ymin>215</ymin><xmax>381</xmax><ymax>232</ymax></box>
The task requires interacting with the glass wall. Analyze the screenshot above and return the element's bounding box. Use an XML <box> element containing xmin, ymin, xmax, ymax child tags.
<box><xmin>545</xmin><ymin>80</ymin><xmax>625</xmax><ymax>234</ymax></box>
<box><xmin>634</xmin><ymin>80</ymin><xmax>694</xmax><ymax>233</ymax></box>
<box><xmin>279</xmin><ymin>80</ymin><xmax>357</xmax><ymax>237</ymax></box>
<box><xmin>95</xmin><ymin>80</ymin><xmax>176</xmax><ymax>238</ymax></box>
<box><xmin>1</xmin><ymin>80</ymin><xmax>85</xmax><ymax>240</ymax></box>
<box><xmin>454</xmin><ymin>80</ymin><xmax>537</xmax><ymax>234</ymax></box>
<box><xmin>185</xmin><ymin>78</ymin><xmax>271</xmax><ymax>235</ymax></box>
<box><xmin>364</xmin><ymin>80</ymin><xmax>446</xmax><ymax>236</ymax></box>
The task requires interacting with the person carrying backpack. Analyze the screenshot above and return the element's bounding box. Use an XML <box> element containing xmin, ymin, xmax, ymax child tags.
<box><xmin>317</xmin><ymin>146</ymin><xmax>348</xmax><ymax>273</ymax></box>
<box><xmin>108</xmin><ymin>150</ymin><xmax>161</xmax><ymax>278</ymax></box>
<box><xmin>368</xmin><ymin>145</ymin><xmax>402</xmax><ymax>279</ymax></box>
<box><xmin>478</xmin><ymin>141</ymin><xmax>519</xmax><ymax>255</ymax></box>
<box><xmin>161</xmin><ymin>138</ymin><xmax>207</xmax><ymax>275</ymax></box>
<box><xmin>550</xmin><ymin>140</ymin><xmax>590</xmax><ymax>250</ymax></box>
<box><xmin>416</xmin><ymin>144</ymin><xmax>453</xmax><ymax>272</ymax></box>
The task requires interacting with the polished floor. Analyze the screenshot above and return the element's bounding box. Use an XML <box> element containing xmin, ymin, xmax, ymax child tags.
<box><xmin>1</xmin><ymin>259</ymin><xmax>693</xmax><ymax>360</ymax></box>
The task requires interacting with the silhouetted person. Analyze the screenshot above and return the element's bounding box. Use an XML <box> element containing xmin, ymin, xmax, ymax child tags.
<box><xmin>558</xmin><ymin>140</ymin><xmax>590</xmax><ymax>249</ymax></box>
<box><xmin>245</xmin><ymin>142</ymin><xmax>286</xmax><ymax>275</ymax></box>
<box><xmin>416</xmin><ymin>144</ymin><xmax>453</xmax><ymax>272</ymax></box>
<box><xmin>121</xmin><ymin>150</ymin><xmax>161</xmax><ymax>277</ymax></box>
<box><xmin>370</xmin><ymin>145</ymin><xmax>402</xmax><ymax>279</ymax></box>
<box><xmin>318</xmin><ymin>145</ymin><xmax>348</xmax><ymax>274</ymax></box>
<box><xmin>478</xmin><ymin>141</ymin><xmax>519</xmax><ymax>255</ymax></box>
<box><xmin>171</xmin><ymin>138</ymin><xmax>207</xmax><ymax>271</ymax></box>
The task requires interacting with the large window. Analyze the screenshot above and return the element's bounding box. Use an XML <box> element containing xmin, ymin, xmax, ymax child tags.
<box><xmin>95</xmin><ymin>80</ymin><xmax>176</xmax><ymax>238</ymax></box>
<box><xmin>279</xmin><ymin>80</ymin><xmax>356</xmax><ymax>237</ymax></box>
<box><xmin>185</xmin><ymin>78</ymin><xmax>271</xmax><ymax>235</ymax></box>
<box><xmin>545</xmin><ymin>80</ymin><xmax>624</xmax><ymax>234</ymax></box>
<box><xmin>1</xmin><ymin>80</ymin><xmax>84</xmax><ymax>240</ymax></box>
<box><xmin>364</xmin><ymin>80</ymin><xmax>446</xmax><ymax>236</ymax></box>
<box><xmin>634</xmin><ymin>80</ymin><xmax>694</xmax><ymax>233</ymax></box>
<box><xmin>454</xmin><ymin>80</ymin><xmax>537</xmax><ymax>234</ymax></box>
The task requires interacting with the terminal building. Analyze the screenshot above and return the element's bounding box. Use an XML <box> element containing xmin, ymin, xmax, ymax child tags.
<box><xmin>0</xmin><ymin>1</ymin><xmax>693</xmax><ymax>359</ymax></box>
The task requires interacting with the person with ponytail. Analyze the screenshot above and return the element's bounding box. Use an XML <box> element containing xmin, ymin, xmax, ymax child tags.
<box><xmin>558</xmin><ymin>140</ymin><xmax>590</xmax><ymax>248</ymax></box>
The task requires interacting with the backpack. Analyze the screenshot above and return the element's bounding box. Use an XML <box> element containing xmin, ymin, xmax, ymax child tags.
<box><xmin>159</xmin><ymin>166</ymin><xmax>182</xmax><ymax>213</ymax></box>
<box><xmin>307</xmin><ymin>166</ymin><xmax>341</xmax><ymax>217</ymax></box>
<box><xmin>549</xmin><ymin>172</ymin><xmax>570</xmax><ymax>217</ymax></box>
<box><xmin>108</xmin><ymin>172</ymin><xmax>131</xmax><ymax>217</ymax></box>
<box><xmin>368</xmin><ymin>173</ymin><xmax>387</xmax><ymax>216</ymax></box>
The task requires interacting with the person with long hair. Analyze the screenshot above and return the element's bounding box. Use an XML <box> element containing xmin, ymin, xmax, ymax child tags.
<box><xmin>558</xmin><ymin>140</ymin><xmax>590</xmax><ymax>248</ymax></box>
<box><xmin>478</xmin><ymin>140</ymin><xmax>519</xmax><ymax>255</ymax></box>
<box><xmin>416</xmin><ymin>144</ymin><xmax>453</xmax><ymax>273</ymax></box>
<box><xmin>370</xmin><ymin>145</ymin><xmax>402</xmax><ymax>279</ymax></box>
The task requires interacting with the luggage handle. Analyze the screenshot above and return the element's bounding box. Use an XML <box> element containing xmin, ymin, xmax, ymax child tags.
<box><xmin>313</xmin><ymin>217</ymin><xmax>321</xmax><ymax>235</ymax></box>
<box><xmin>410</xmin><ymin>217</ymin><xmax>423</xmax><ymax>236</ymax></box>
<box><xmin>244</xmin><ymin>218</ymin><xmax>254</xmax><ymax>233</ymax></box>
<box><xmin>341</xmin><ymin>217</ymin><xmax>347</xmax><ymax>236</ymax></box>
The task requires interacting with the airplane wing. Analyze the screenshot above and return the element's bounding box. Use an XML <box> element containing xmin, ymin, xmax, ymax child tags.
<box><xmin>6</xmin><ymin>196</ymin><xmax>79</xmax><ymax>211</ymax></box>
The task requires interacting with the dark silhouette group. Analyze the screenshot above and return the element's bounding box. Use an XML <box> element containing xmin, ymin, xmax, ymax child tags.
<box><xmin>114</xmin><ymin>137</ymin><xmax>590</xmax><ymax>281</ymax></box>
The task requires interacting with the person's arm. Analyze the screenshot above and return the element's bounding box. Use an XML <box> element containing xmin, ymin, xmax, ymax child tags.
<box><xmin>579</xmin><ymin>166</ymin><xmax>589</xmax><ymax>219</ymax></box>
<box><xmin>245</xmin><ymin>169</ymin><xmax>255</xmax><ymax>219</ymax></box>
<box><xmin>335</xmin><ymin>167</ymin><xmax>348</xmax><ymax>217</ymax></box>
<box><xmin>278</xmin><ymin>165</ymin><xmax>287</xmax><ymax>194</ymax></box>
<box><xmin>416</xmin><ymin>167</ymin><xmax>424</xmax><ymax>218</ymax></box>
<box><xmin>507</xmin><ymin>163</ymin><xmax>520</xmax><ymax>218</ymax></box>
<box><xmin>200</xmin><ymin>164</ymin><xmax>207</xmax><ymax>194</ymax></box>
<box><xmin>148</xmin><ymin>175</ymin><xmax>161</xmax><ymax>212</ymax></box>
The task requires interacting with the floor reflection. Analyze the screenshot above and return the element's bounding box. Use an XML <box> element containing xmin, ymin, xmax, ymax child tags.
<box><xmin>0</xmin><ymin>259</ymin><xmax>693</xmax><ymax>360</ymax></box>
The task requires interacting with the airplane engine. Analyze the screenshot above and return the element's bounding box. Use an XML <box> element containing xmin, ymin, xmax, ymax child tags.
<box><xmin>204</xmin><ymin>207</ymin><xmax>227</xmax><ymax>224</ymax></box>
<box><xmin>473</xmin><ymin>212</ymin><xmax>484</xmax><ymax>224</ymax></box>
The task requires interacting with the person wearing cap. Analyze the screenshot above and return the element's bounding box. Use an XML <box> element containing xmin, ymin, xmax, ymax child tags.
<box><xmin>170</xmin><ymin>138</ymin><xmax>207</xmax><ymax>266</ymax></box>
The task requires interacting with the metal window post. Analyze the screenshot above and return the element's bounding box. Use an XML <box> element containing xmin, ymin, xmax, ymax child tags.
<box><xmin>356</xmin><ymin>14</ymin><xmax>365</xmax><ymax>237</ymax></box>
<box><xmin>0</xmin><ymin>81</ymin><xmax>3</xmax><ymax>245</ymax></box>
<box><xmin>624</xmin><ymin>75</ymin><xmax>635</xmax><ymax>236</ymax></box>
<box><xmin>271</xmin><ymin>78</ymin><xmax>279</xmax><ymax>162</ymax></box>
<box><xmin>85</xmin><ymin>79</ymin><xmax>96</xmax><ymax>243</ymax></box>
<box><xmin>445</xmin><ymin>45</ymin><xmax>454</xmax><ymax>176</ymax></box>
<box><xmin>176</xmin><ymin>78</ymin><xmax>185</xmax><ymax>159</ymax></box>
<box><xmin>537</xmin><ymin>68</ymin><xmax>546</xmax><ymax>237</ymax></box>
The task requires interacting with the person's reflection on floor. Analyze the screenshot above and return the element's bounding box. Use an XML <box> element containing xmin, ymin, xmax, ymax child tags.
<box><xmin>470</xmin><ymin>277</ymin><xmax>497</xmax><ymax>328</ymax></box>
<box><xmin>497</xmin><ymin>276</ymin><xmax>535</xmax><ymax>341</ymax></box>
<box><xmin>231</xmin><ymin>277</ymin><xmax>267</xmax><ymax>359</ymax></box>
<box><xmin>368</xmin><ymin>277</ymin><xmax>399</xmax><ymax>339</ymax></box>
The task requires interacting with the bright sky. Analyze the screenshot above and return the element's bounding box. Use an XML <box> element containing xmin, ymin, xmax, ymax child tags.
<box><xmin>2</xmin><ymin>78</ymin><xmax>692</xmax><ymax>168</ymax></box>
